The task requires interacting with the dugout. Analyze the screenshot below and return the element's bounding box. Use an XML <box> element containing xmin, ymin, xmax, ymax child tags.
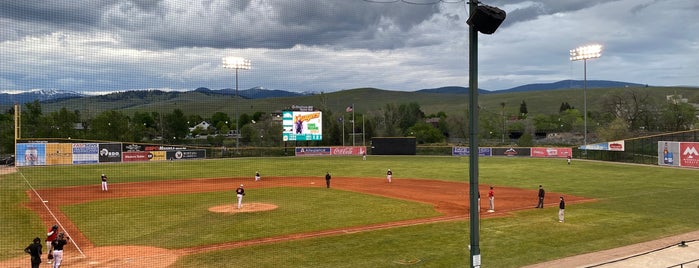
<box><xmin>371</xmin><ymin>137</ymin><xmax>416</xmax><ymax>155</ymax></box>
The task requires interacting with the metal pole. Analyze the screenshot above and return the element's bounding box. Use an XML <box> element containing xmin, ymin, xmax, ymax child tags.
<box><xmin>235</xmin><ymin>68</ymin><xmax>240</xmax><ymax>150</ymax></box>
<box><xmin>468</xmin><ymin>0</ymin><xmax>481</xmax><ymax>267</ymax></box>
<box><xmin>583</xmin><ymin>59</ymin><xmax>588</xmax><ymax>145</ymax></box>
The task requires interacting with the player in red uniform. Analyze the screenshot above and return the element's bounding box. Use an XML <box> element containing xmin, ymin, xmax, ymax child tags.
<box><xmin>46</xmin><ymin>224</ymin><xmax>58</xmax><ymax>263</ymax></box>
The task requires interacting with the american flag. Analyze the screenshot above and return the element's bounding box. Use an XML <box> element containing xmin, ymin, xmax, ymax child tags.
<box><xmin>346</xmin><ymin>106</ymin><xmax>353</xmax><ymax>112</ymax></box>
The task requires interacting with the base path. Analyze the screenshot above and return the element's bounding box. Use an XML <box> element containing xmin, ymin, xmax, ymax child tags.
<box><xmin>5</xmin><ymin>176</ymin><xmax>591</xmax><ymax>268</ymax></box>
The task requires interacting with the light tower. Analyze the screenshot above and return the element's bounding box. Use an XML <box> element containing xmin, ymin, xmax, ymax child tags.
<box><xmin>569</xmin><ymin>44</ymin><xmax>602</xmax><ymax>145</ymax></box>
<box><xmin>222</xmin><ymin>56</ymin><xmax>251</xmax><ymax>150</ymax></box>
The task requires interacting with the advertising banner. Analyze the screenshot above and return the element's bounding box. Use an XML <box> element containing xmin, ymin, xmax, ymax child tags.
<box><xmin>99</xmin><ymin>143</ymin><xmax>123</xmax><ymax>163</ymax></box>
<box><xmin>166</xmin><ymin>150</ymin><xmax>206</xmax><ymax>160</ymax></box>
<box><xmin>15</xmin><ymin>143</ymin><xmax>46</xmax><ymax>166</ymax></box>
<box><xmin>122</xmin><ymin>151</ymin><xmax>154</xmax><ymax>162</ymax></box>
<box><xmin>72</xmin><ymin>143</ymin><xmax>99</xmax><ymax>164</ymax></box>
<box><xmin>530</xmin><ymin>147</ymin><xmax>573</xmax><ymax>158</ymax></box>
<box><xmin>451</xmin><ymin>147</ymin><xmax>492</xmax><ymax>156</ymax></box>
<box><xmin>579</xmin><ymin>140</ymin><xmax>625</xmax><ymax>151</ymax></box>
<box><xmin>295</xmin><ymin>147</ymin><xmax>331</xmax><ymax>156</ymax></box>
<box><xmin>679</xmin><ymin>142</ymin><xmax>699</xmax><ymax>168</ymax></box>
<box><xmin>330</xmin><ymin>146</ymin><xmax>366</xmax><ymax>156</ymax></box>
<box><xmin>492</xmin><ymin>147</ymin><xmax>531</xmax><ymax>157</ymax></box>
<box><xmin>658</xmin><ymin>141</ymin><xmax>679</xmax><ymax>166</ymax></box>
<box><xmin>46</xmin><ymin>143</ymin><xmax>73</xmax><ymax>165</ymax></box>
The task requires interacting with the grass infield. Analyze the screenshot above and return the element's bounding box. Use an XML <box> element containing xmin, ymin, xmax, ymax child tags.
<box><xmin>3</xmin><ymin>156</ymin><xmax>699</xmax><ymax>267</ymax></box>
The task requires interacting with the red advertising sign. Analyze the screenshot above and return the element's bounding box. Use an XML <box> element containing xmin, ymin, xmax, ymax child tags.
<box><xmin>679</xmin><ymin>142</ymin><xmax>699</xmax><ymax>168</ymax></box>
<box><xmin>330</xmin><ymin>146</ymin><xmax>366</xmax><ymax>156</ymax></box>
<box><xmin>122</xmin><ymin>151</ymin><xmax>154</xmax><ymax>162</ymax></box>
<box><xmin>530</xmin><ymin>147</ymin><xmax>572</xmax><ymax>158</ymax></box>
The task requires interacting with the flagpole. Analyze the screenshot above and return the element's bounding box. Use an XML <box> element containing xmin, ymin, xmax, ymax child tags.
<box><xmin>342</xmin><ymin>116</ymin><xmax>345</xmax><ymax>146</ymax></box>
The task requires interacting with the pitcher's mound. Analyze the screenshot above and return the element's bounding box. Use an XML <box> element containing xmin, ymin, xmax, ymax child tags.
<box><xmin>208</xmin><ymin>203</ymin><xmax>278</xmax><ymax>213</ymax></box>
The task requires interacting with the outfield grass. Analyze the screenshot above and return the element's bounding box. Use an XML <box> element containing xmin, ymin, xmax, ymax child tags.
<box><xmin>3</xmin><ymin>156</ymin><xmax>699</xmax><ymax>267</ymax></box>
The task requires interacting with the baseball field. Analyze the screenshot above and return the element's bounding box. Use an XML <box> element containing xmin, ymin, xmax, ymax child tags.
<box><xmin>2</xmin><ymin>155</ymin><xmax>699</xmax><ymax>267</ymax></box>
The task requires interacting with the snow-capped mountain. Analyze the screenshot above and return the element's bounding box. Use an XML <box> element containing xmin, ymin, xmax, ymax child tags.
<box><xmin>0</xmin><ymin>89</ymin><xmax>86</xmax><ymax>105</ymax></box>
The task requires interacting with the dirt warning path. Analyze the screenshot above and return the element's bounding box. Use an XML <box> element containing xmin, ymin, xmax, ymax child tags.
<box><xmin>4</xmin><ymin>176</ymin><xmax>592</xmax><ymax>267</ymax></box>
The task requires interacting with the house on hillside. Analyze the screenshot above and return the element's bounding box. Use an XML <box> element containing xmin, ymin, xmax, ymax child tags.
<box><xmin>189</xmin><ymin>121</ymin><xmax>211</xmax><ymax>132</ymax></box>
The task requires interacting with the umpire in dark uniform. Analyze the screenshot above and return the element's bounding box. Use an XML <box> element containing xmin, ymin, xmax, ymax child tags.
<box><xmin>25</xmin><ymin>237</ymin><xmax>42</xmax><ymax>268</ymax></box>
<box><xmin>325</xmin><ymin>172</ymin><xmax>331</xmax><ymax>188</ymax></box>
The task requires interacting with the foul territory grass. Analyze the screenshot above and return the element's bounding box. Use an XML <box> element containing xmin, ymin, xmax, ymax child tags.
<box><xmin>62</xmin><ymin>188</ymin><xmax>440</xmax><ymax>248</ymax></box>
<box><xmin>4</xmin><ymin>156</ymin><xmax>699</xmax><ymax>267</ymax></box>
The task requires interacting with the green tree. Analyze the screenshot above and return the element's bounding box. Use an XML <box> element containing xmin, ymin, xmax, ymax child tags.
<box><xmin>407</xmin><ymin>122</ymin><xmax>444</xmax><ymax>144</ymax></box>
<box><xmin>163</xmin><ymin>109</ymin><xmax>189</xmax><ymax>143</ymax></box>
<box><xmin>0</xmin><ymin>108</ymin><xmax>14</xmax><ymax>154</ymax></box>
<box><xmin>597</xmin><ymin>117</ymin><xmax>630</xmax><ymax>141</ymax></box>
<box><xmin>46</xmin><ymin>107</ymin><xmax>80</xmax><ymax>139</ymax></box>
<box><xmin>519</xmin><ymin>100</ymin><xmax>528</xmax><ymax>119</ymax></box>
<box><xmin>90</xmin><ymin>110</ymin><xmax>131</xmax><ymax>141</ymax></box>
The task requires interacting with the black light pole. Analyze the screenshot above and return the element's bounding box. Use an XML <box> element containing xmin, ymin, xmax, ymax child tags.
<box><xmin>466</xmin><ymin>2</ymin><xmax>505</xmax><ymax>267</ymax></box>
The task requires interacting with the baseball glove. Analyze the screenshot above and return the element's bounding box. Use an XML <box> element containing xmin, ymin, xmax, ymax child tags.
<box><xmin>48</xmin><ymin>253</ymin><xmax>53</xmax><ymax>260</ymax></box>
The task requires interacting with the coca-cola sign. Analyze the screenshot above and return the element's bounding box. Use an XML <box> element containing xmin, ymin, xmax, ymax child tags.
<box><xmin>330</xmin><ymin>146</ymin><xmax>366</xmax><ymax>156</ymax></box>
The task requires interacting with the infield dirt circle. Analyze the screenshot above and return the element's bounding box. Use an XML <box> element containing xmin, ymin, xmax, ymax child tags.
<box><xmin>2</xmin><ymin>176</ymin><xmax>593</xmax><ymax>268</ymax></box>
<box><xmin>208</xmin><ymin>203</ymin><xmax>278</xmax><ymax>213</ymax></box>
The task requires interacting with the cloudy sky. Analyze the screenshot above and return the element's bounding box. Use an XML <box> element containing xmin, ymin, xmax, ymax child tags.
<box><xmin>1</xmin><ymin>0</ymin><xmax>697</xmax><ymax>95</ymax></box>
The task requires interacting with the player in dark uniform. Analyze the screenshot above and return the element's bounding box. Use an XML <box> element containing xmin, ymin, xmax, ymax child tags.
<box><xmin>325</xmin><ymin>172</ymin><xmax>331</xmax><ymax>188</ymax></box>
<box><xmin>24</xmin><ymin>237</ymin><xmax>42</xmax><ymax>268</ymax></box>
<box><xmin>51</xmin><ymin>232</ymin><xmax>70</xmax><ymax>268</ymax></box>
<box><xmin>536</xmin><ymin>185</ymin><xmax>545</xmax><ymax>208</ymax></box>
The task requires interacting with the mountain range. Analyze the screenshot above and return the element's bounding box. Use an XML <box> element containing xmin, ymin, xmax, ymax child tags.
<box><xmin>0</xmin><ymin>80</ymin><xmax>652</xmax><ymax>105</ymax></box>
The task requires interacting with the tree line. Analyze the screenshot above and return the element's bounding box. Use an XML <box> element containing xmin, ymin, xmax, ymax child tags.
<box><xmin>0</xmin><ymin>88</ymin><xmax>696</xmax><ymax>155</ymax></box>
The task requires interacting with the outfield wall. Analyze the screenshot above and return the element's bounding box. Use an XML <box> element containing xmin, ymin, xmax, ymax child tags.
<box><xmin>451</xmin><ymin>146</ymin><xmax>572</xmax><ymax>158</ymax></box>
<box><xmin>15</xmin><ymin>142</ymin><xmax>205</xmax><ymax>167</ymax></box>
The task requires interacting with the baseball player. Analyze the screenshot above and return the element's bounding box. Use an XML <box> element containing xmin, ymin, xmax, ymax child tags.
<box><xmin>236</xmin><ymin>184</ymin><xmax>245</xmax><ymax>209</ymax></box>
<box><xmin>559</xmin><ymin>196</ymin><xmax>566</xmax><ymax>222</ymax></box>
<box><xmin>325</xmin><ymin>172</ymin><xmax>331</xmax><ymax>188</ymax></box>
<box><xmin>46</xmin><ymin>224</ymin><xmax>58</xmax><ymax>263</ymax></box>
<box><xmin>51</xmin><ymin>232</ymin><xmax>70</xmax><ymax>268</ymax></box>
<box><xmin>255</xmin><ymin>171</ymin><xmax>261</xmax><ymax>181</ymax></box>
<box><xmin>536</xmin><ymin>185</ymin><xmax>545</xmax><ymax>208</ymax></box>
<box><xmin>101</xmin><ymin>173</ymin><xmax>108</xmax><ymax>191</ymax></box>
<box><xmin>386</xmin><ymin>169</ymin><xmax>392</xmax><ymax>183</ymax></box>
<box><xmin>488</xmin><ymin>186</ymin><xmax>495</xmax><ymax>212</ymax></box>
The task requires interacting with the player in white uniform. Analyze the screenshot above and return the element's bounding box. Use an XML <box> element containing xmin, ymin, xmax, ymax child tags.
<box><xmin>255</xmin><ymin>171</ymin><xmax>261</xmax><ymax>181</ymax></box>
<box><xmin>386</xmin><ymin>169</ymin><xmax>392</xmax><ymax>183</ymax></box>
<box><xmin>101</xmin><ymin>173</ymin><xmax>108</xmax><ymax>191</ymax></box>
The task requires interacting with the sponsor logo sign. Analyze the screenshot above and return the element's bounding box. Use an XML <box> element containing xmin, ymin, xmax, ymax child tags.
<box><xmin>531</xmin><ymin>147</ymin><xmax>572</xmax><ymax>158</ymax></box>
<box><xmin>295</xmin><ymin>147</ymin><xmax>331</xmax><ymax>156</ymax></box>
<box><xmin>166</xmin><ymin>150</ymin><xmax>206</xmax><ymax>160</ymax></box>
<box><xmin>451</xmin><ymin>147</ymin><xmax>492</xmax><ymax>156</ymax></box>
<box><xmin>680</xmin><ymin>142</ymin><xmax>699</xmax><ymax>168</ymax></box>
<box><xmin>330</xmin><ymin>146</ymin><xmax>366</xmax><ymax>156</ymax></box>
<box><xmin>99</xmin><ymin>143</ymin><xmax>123</xmax><ymax>163</ymax></box>
<box><xmin>72</xmin><ymin>143</ymin><xmax>99</xmax><ymax>164</ymax></box>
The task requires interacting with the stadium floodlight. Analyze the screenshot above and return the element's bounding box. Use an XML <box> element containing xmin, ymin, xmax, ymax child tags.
<box><xmin>222</xmin><ymin>57</ymin><xmax>252</xmax><ymax>97</ymax></box>
<box><xmin>569</xmin><ymin>44</ymin><xmax>602</xmax><ymax>146</ymax></box>
<box><xmin>222</xmin><ymin>56</ymin><xmax>251</xmax><ymax>150</ymax></box>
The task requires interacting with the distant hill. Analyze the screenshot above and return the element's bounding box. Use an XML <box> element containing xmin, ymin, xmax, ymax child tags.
<box><xmin>416</xmin><ymin>80</ymin><xmax>648</xmax><ymax>94</ymax></box>
<box><xmin>0</xmin><ymin>89</ymin><xmax>85</xmax><ymax>105</ymax></box>
<box><xmin>495</xmin><ymin>80</ymin><xmax>647</xmax><ymax>94</ymax></box>
<box><xmin>0</xmin><ymin>80</ymin><xmax>655</xmax><ymax>105</ymax></box>
<box><xmin>195</xmin><ymin>86</ymin><xmax>310</xmax><ymax>99</ymax></box>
